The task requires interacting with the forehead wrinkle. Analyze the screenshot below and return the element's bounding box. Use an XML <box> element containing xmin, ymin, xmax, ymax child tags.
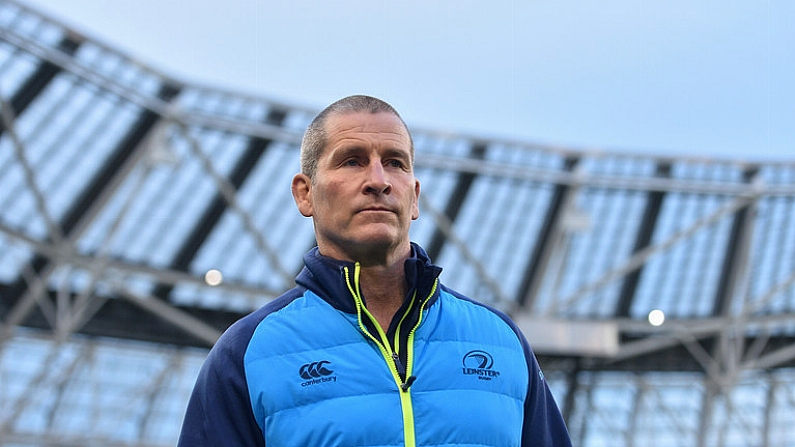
<box><xmin>327</xmin><ymin>130</ymin><xmax>410</xmax><ymax>154</ymax></box>
<box><xmin>330</xmin><ymin>127</ymin><xmax>408</xmax><ymax>143</ymax></box>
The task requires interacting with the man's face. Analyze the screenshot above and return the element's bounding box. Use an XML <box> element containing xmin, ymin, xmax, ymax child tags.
<box><xmin>292</xmin><ymin>111</ymin><xmax>420</xmax><ymax>263</ymax></box>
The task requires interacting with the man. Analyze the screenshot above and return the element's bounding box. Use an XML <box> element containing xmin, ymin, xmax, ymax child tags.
<box><xmin>178</xmin><ymin>95</ymin><xmax>572</xmax><ymax>446</ymax></box>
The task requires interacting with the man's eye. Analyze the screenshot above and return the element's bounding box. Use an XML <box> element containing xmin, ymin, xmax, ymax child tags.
<box><xmin>343</xmin><ymin>159</ymin><xmax>360</xmax><ymax>166</ymax></box>
<box><xmin>387</xmin><ymin>160</ymin><xmax>404</xmax><ymax>168</ymax></box>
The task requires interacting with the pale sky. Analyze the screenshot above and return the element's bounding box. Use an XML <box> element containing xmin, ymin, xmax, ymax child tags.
<box><xmin>25</xmin><ymin>0</ymin><xmax>795</xmax><ymax>161</ymax></box>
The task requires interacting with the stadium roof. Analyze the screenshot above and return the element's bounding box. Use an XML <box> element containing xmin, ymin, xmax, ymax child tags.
<box><xmin>1</xmin><ymin>0</ymin><xmax>794</xmax><ymax>445</ymax></box>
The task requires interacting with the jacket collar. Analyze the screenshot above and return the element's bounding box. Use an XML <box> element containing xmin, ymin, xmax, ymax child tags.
<box><xmin>295</xmin><ymin>242</ymin><xmax>443</xmax><ymax>314</ymax></box>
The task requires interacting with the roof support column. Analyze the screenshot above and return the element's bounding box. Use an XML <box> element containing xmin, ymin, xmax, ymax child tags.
<box><xmin>516</xmin><ymin>156</ymin><xmax>580</xmax><ymax>310</ymax></box>
<box><xmin>560</xmin><ymin>360</ymin><xmax>581</xmax><ymax>425</ymax></box>
<box><xmin>425</xmin><ymin>142</ymin><xmax>487</xmax><ymax>261</ymax></box>
<box><xmin>615</xmin><ymin>162</ymin><xmax>671</xmax><ymax>317</ymax></box>
<box><xmin>0</xmin><ymin>35</ymin><xmax>82</xmax><ymax>137</ymax></box>
<box><xmin>712</xmin><ymin>166</ymin><xmax>760</xmax><ymax>385</ymax></box>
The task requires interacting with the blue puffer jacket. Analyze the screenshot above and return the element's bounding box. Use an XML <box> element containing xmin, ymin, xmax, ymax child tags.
<box><xmin>178</xmin><ymin>244</ymin><xmax>572</xmax><ymax>447</ymax></box>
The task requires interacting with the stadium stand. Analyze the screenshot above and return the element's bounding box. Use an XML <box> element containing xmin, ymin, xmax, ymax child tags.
<box><xmin>1</xmin><ymin>0</ymin><xmax>794</xmax><ymax>445</ymax></box>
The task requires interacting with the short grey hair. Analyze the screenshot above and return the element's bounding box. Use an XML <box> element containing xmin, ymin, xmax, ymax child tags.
<box><xmin>299</xmin><ymin>95</ymin><xmax>414</xmax><ymax>180</ymax></box>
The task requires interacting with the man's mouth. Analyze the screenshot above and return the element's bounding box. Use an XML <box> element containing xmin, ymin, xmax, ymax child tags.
<box><xmin>359</xmin><ymin>205</ymin><xmax>392</xmax><ymax>212</ymax></box>
<box><xmin>358</xmin><ymin>206</ymin><xmax>394</xmax><ymax>214</ymax></box>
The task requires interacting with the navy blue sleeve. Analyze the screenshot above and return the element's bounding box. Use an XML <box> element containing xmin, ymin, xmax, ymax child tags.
<box><xmin>516</xmin><ymin>330</ymin><xmax>573</xmax><ymax>447</ymax></box>
<box><xmin>177</xmin><ymin>318</ymin><xmax>265</xmax><ymax>447</ymax></box>
<box><xmin>483</xmin><ymin>304</ymin><xmax>572</xmax><ymax>446</ymax></box>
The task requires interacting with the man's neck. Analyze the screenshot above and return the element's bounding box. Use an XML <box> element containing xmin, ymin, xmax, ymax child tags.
<box><xmin>317</xmin><ymin>241</ymin><xmax>412</xmax><ymax>329</ymax></box>
<box><xmin>359</xmin><ymin>262</ymin><xmax>408</xmax><ymax>331</ymax></box>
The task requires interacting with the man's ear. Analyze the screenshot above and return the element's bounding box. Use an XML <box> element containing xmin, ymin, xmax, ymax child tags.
<box><xmin>411</xmin><ymin>178</ymin><xmax>420</xmax><ymax>220</ymax></box>
<box><xmin>291</xmin><ymin>173</ymin><xmax>314</xmax><ymax>217</ymax></box>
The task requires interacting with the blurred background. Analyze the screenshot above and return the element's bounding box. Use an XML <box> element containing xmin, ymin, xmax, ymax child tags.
<box><xmin>1</xmin><ymin>1</ymin><xmax>794</xmax><ymax>446</ymax></box>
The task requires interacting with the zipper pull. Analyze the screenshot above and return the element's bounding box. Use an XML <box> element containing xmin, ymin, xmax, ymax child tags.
<box><xmin>401</xmin><ymin>375</ymin><xmax>417</xmax><ymax>392</ymax></box>
<box><xmin>392</xmin><ymin>353</ymin><xmax>406</xmax><ymax>376</ymax></box>
<box><xmin>392</xmin><ymin>353</ymin><xmax>417</xmax><ymax>392</ymax></box>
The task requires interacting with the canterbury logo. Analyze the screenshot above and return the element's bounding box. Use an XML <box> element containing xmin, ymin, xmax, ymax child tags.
<box><xmin>299</xmin><ymin>361</ymin><xmax>333</xmax><ymax>379</ymax></box>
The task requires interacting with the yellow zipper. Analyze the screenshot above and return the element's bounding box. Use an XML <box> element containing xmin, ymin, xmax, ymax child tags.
<box><xmin>399</xmin><ymin>278</ymin><xmax>436</xmax><ymax>447</ymax></box>
<box><xmin>343</xmin><ymin>264</ymin><xmax>438</xmax><ymax>447</ymax></box>
<box><xmin>344</xmin><ymin>264</ymin><xmax>403</xmax><ymax>384</ymax></box>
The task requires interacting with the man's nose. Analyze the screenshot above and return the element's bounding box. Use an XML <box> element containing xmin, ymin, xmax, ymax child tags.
<box><xmin>364</xmin><ymin>162</ymin><xmax>391</xmax><ymax>194</ymax></box>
